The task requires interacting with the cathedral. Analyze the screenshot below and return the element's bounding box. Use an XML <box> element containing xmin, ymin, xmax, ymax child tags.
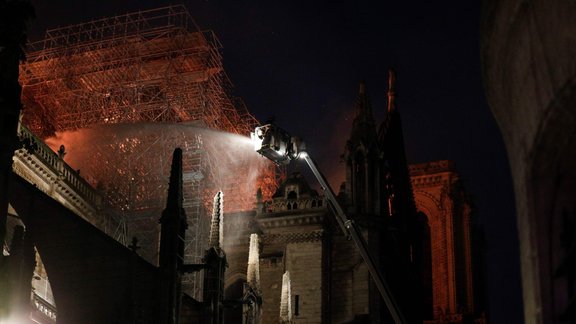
<box><xmin>0</xmin><ymin>5</ymin><xmax>489</xmax><ymax>323</ymax></box>
<box><xmin>223</xmin><ymin>74</ymin><xmax>486</xmax><ymax>323</ymax></box>
<box><xmin>3</xmin><ymin>1</ymin><xmax>574</xmax><ymax>323</ymax></box>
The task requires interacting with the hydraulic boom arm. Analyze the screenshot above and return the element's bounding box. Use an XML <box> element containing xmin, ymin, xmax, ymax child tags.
<box><xmin>251</xmin><ymin>124</ymin><xmax>407</xmax><ymax>324</ymax></box>
<box><xmin>300</xmin><ymin>152</ymin><xmax>407</xmax><ymax>324</ymax></box>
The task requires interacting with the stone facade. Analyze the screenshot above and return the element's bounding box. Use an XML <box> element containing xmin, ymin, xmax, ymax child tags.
<box><xmin>224</xmin><ymin>78</ymin><xmax>485</xmax><ymax>323</ymax></box>
<box><xmin>410</xmin><ymin>161</ymin><xmax>482</xmax><ymax>323</ymax></box>
<box><xmin>224</xmin><ymin>163</ymin><xmax>484</xmax><ymax>323</ymax></box>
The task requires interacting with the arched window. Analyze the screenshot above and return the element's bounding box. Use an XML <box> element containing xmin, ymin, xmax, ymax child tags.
<box><xmin>354</xmin><ymin>151</ymin><xmax>366</xmax><ymax>211</ymax></box>
<box><xmin>414</xmin><ymin>211</ymin><xmax>433</xmax><ymax>319</ymax></box>
<box><xmin>287</xmin><ymin>190</ymin><xmax>297</xmax><ymax>200</ymax></box>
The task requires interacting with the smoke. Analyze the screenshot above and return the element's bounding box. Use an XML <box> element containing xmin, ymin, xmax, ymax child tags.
<box><xmin>301</xmin><ymin>104</ymin><xmax>355</xmax><ymax>192</ymax></box>
<box><xmin>44</xmin><ymin>122</ymin><xmax>275</xmax><ymax>213</ymax></box>
<box><xmin>44</xmin><ymin>122</ymin><xmax>276</xmax><ymax>263</ymax></box>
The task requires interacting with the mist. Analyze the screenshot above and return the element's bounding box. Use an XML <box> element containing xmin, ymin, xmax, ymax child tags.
<box><xmin>44</xmin><ymin>122</ymin><xmax>277</xmax><ymax>263</ymax></box>
<box><xmin>45</xmin><ymin>122</ymin><xmax>276</xmax><ymax>213</ymax></box>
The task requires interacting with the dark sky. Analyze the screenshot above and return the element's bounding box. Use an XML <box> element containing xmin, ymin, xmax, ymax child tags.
<box><xmin>27</xmin><ymin>0</ymin><xmax>523</xmax><ymax>322</ymax></box>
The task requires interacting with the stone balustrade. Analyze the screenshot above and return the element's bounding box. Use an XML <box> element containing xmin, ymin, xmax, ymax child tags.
<box><xmin>12</xmin><ymin>123</ymin><xmax>126</xmax><ymax>245</ymax></box>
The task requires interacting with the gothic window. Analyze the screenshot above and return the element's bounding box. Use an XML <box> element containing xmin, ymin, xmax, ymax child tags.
<box><xmin>286</xmin><ymin>185</ymin><xmax>298</xmax><ymax>199</ymax></box>
<box><xmin>385</xmin><ymin>172</ymin><xmax>394</xmax><ymax>217</ymax></box>
<box><xmin>414</xmin><ymin>211</ymin><xmax>433</xmax><ymax>319</ymax></box>
<box><xmin>294</xmin><ymin>295</ymin><xmax>300</xmax><ymax>316</ymax></box>
<box><xmin>270</xmin><ymin>257</ymin><xmax>278</xmax><ymax>266</ymax></box>
<box><xmin>287</xmin><ymin>190</ymin><xmax>297</xmax><ymax>200</ymax></box>
<box><xmin>354</xmin><ymin>151</ymin><xmax>366</xmax><ymax>210</ymax></box>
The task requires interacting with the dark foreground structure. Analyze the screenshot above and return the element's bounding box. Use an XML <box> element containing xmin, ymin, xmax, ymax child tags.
<box><xmin>482</xmin><ymin>1</ymin><xmax>576</xmax><ymax>323</ymax></box>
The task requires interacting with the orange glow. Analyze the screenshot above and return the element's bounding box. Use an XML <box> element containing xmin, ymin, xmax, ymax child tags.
<box><xmin>19</xmin><ymin>5</ymin><xmax>280</xmax><ymax>215</ymax></box>
<box><xmin>19</xmin><ymin>6</ymin><xmax>280</xmax><ymax>266</ymax></box>
<box><xmin>45</xmin><ymin>123</ymin><xmax>276</xmax><ymax>213</ymax></box>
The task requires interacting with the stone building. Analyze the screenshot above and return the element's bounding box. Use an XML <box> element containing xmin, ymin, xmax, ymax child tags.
<box><xmin>0</xmin><ymin>3</ymin><xmax>493</xmax><ymax>322</ymax></box>
<box><xmin>223</xmin><ymin>76</ymin><xmax>486</xmax><ymax>323</ymax></box>
<box><xmin>1</xmin><ymin>69</ymin><xmax>487</xmax><ymax>323</ymax></box>
<box><xmin>410</xmin><ymin>161</ymin><xmax>483</xmax><ymax>323</ymax></box>
<box><xmin>481</xmin><ymin>1</ymin><xmax>576</xmax><ymax>323</ymax></box>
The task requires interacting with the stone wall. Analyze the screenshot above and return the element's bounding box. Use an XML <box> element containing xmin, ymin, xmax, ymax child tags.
<box><xmin>330</xmin><ymin>232</ymin><xmax>369</xmax><ymax>323</ymax></box>
<box><xmin>482</xmin><ymin>1</ymin><xmax>576</xmax><ymax>322</ymax></box>
<box><xmin>286</xmin><ymin>242</ymin><xmax>324</xmax><ymax>323</ymax></box>
<box><xmin>410</xmin><ymin>160</ymin><xmax>477</xmax><ymax>322</ymax></box>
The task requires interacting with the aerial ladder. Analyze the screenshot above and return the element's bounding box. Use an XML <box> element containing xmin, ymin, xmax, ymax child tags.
<box><xmin>251</xmin><ymin>124</ymin><xmax>407</xmax><ymax>324</ymax></box>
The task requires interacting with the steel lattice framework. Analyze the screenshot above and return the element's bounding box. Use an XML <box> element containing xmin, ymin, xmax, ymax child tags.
<box><xmin>18</xmin><ymin>5</ymin><xmax>279</xmax><ymax>300</ymax></box>
<box><xmin>20</xmin><ymin>5</ymin><xmax>256</xmax><ymax>136</ymax></box>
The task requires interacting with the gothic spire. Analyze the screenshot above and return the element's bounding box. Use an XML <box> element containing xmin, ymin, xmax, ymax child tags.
<box><xmin>161</xmin><ymin>148</ymin><xmax>184</xmax><ymax>217</ymax></box>
<box><xmin>348</xmin><ymin>81</ymin><xmax>377</xmax><ymax>148</ymax></box>
<box><xmin>209</xmin><ymin>190</ymin><xmax>224</xmax><ymax>248</ymax></box>
<box><xmin>280</xmin><ymin>271</ymin><xmax>292</xmax><ymax>323</ymax></box>
<box><xmin>387</xmin><ymin>69</ymin><xmax>397</xmax><ymax>113</ymax></box>
<box><xmin>247</xmin><ymin>233</ymin><xmax>261</xmax><ymax>291</ymax></box>
<box><xmin>160</xmin><ymin>148</ymin><xmax>188</xmax><ymax>230</ymax></box>
<box><xmin>158</xmin><ymin>147</ymin><xmax>188</xmax><ymax>239</ymax></box>
<box><xmin>158</xmin><ymin>148</ymin><xmax>187</xmax><ymax>324</ymax></box>
<box><xmin>354</xmin><ymin>80</ymin><xmax>374</xmax><ymax>123</ymax></box>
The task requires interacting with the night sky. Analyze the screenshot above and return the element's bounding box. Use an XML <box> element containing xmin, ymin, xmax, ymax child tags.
<box><xmin>27</xmin><ymin>1</ymin><xmax>523</xmax><ymax>322</ymax></box>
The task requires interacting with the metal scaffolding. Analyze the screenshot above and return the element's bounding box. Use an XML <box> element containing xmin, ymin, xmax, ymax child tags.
<box><xmin>20</xmin><ymin>5</ymin><xmax>256</xmax><ymax>136</ymax></box>
<box><xmin>19</xmin><ymin>5</ymin><xmax>278</xmax><ymax>300</ymax></box>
